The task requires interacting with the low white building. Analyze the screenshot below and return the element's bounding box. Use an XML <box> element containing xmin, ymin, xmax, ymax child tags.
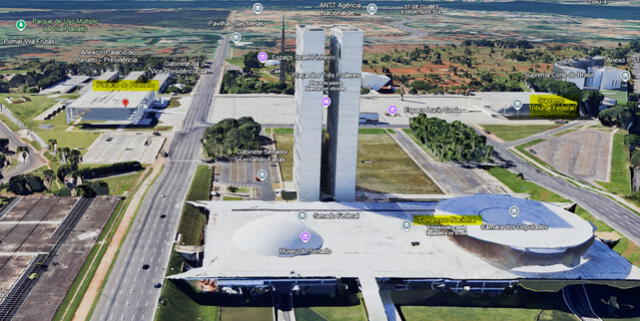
<box><xmin>66</xmin><ymin>71</ymin><xmax>162</xmax><ymax>124</ymax></box>
<box><xmin>66</xmin><ymin>90</ymin><xmax>155</xmax><ymax>124</ymax></box>
<box><xmin>554</xmin><ymin>57</ymin><xmax>627</xmax><ymax>90</ymax></box>
<box><xmin>471</xmin><ymin>91</ymin><xmax>555</xmax><ymax>116</ymax></box>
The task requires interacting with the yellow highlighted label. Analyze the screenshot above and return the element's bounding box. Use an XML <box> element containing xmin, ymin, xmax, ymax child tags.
<box><xmin>529</xmin><ymin>94</ymin><xmax>577</xmax><ymax>118</ymax></box>
<box><xmin>413</xmin><ymin>215</ymin><xmax>482</xmax><ymax>226</ymax></box>
<box><xmin>93</xmin><ymin>80</ymin><xmax>160</xmax><ymax>92</ymax></box>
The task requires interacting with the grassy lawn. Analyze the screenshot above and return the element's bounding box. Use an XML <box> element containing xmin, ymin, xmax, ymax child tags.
<box><xmin>226</xmin><ymin>57</ymin><xmax>244</xmax><ymax>68</ymax></box>
<box><xmin>400</xmin><ymin>306</ymin><xmax>579</xmax><ymax>321</ymax></box>
<box><xmin>357</xmin><ymin>134</ymin><xmax>441</xmax><ymax>194</ymax></box>
<box><xmin>220</xmin><ymin>307</ymin><xmax>272</xmax><ymax>321</ymax></box>
<box><xmin>0</xmin><ymin>93</ymin><xmax>57</xmax><ymax>124</ymax></box>
<box><xmin>596</xmin><ymin>132</ymin><xmax>632</xmax><ymax>195</ymax></box>
<box><xmin>167</xmin><ymin>97</ymin><xmax>181</xmax><ymax>108</ymax></box>
<box><xmin>274</xmin><ymin>131</ymin><xmax>441</xmax><ymax>194</ymax></box>
<box><xmin>271</xmin><ymin>128</ymin><xmax>293</xmax><ymax>135</ymax></box>
<box><xmin>273</xmin><ymin>132</ymin><xmax>294</xmax><ymax>181</ymax></box>
<box><xmin>0</xmin><ymin>114</ymin><xmax>21</xmax><ymax>131</ymax></box>
<box><xmin>358</xmin><ymin>128</ymin><xmax>387</xmax><ymax>134</ymax></box>
<box><xmin>613</xmin><ymin>237</ymin><xmax>640</xmax><ymax>267</ymax></box>
<box><xmin>155</xmin><ymin>252</ymin><xmax>219</xmax><ymax>321</ymax></box>
<box><xmin>222</xmin><ymin>196</ymin><xmax>243</xmax><ymax>201</ymax></box>
<box><xmin>33</xmin><ymin>113</ymin><xmax>101</xmax><ymax>150</ymax></box>
<box><xmin>176</xmin><ymin>165</ymin><xmax>212</xmax><ymax>246</ymax></box>
<box><xmin>93</xmin><ymin>172</ymin><xmax>143</xmax><ymax>196</ymax></box>
<box><xmin>295</xmin><ymin>305</ymin><xmax>367</xmax><ymax>321</ymax></box>
<box><xmin>481</xmin><ymin>124</ymin><xmax>559</xmax><ymax>142</ymax></box>
<box><xmin>601</xmin><ymin>89</ymin><xmax>628</xmax><ymax>105</ymax></box>
<box><xmin>486</xmin><ymin>167</ymin><xmax>568</xmax><ymax>202</ymax></box>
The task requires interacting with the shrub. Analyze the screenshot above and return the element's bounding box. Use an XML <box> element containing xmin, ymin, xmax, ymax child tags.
<box><xmin>78</xmin><ymin>161</ymin><xmax>143</xmax><ymax>179</ymax></box>
<box><xmin>9</xmin><ymin>175</ymin><xmax>45</xmax><ymax>195</ymax></box>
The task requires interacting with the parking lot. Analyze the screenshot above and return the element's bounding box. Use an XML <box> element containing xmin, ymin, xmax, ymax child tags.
<box><xmin>527</xmin><ymin>129</ymin><xmax>612</xmax><ymax>183</ymax></box>
<box><xmin>83</xmin><ymin>132</ymin><xmax>166</xmax><ymax>164</ymax></box>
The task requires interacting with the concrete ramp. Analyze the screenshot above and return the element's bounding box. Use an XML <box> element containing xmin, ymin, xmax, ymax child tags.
<box><xmin>276</xmin><ymin>308</ymin><xmax>296</xmax><ymax>321</ymax></box>
<box><xmin>562</xmin><ymin>284</ymin><xmax>602</xmax><ymax>321</ymax></box>
<box><xmin>359</xmin><ymin>277</ymin><xmax>401</xmax><ymax>321</ymax></box>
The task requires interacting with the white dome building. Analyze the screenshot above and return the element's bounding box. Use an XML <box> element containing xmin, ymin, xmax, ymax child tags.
<box><xmin>435</xmin><ymin>194</ymin><xmax>595</xmax><ymax>268</ymax></box>
<box><xmin>232</xmin><ymin>215</ymin><xmax>323</xmax><ymax>257</ymax></box>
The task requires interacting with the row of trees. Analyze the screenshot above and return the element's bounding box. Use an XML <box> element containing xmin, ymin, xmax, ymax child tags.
<box><xmin>599</xmin><ymin>101</ymin><xmax>638</xmax><ymax>130</ymax></box>
<box><xmin>8</xmin><ymin>172</ymin><xmax>109</xmax><ymax>196</ymax></box>
<box><xmin>202</xmin><ymin>117</ymin><xmax>262</xmax><ymax>158</ymax></box>
<box><xmin>410</xmin><ymin>115</ymin><xmax>493</xmax><ymax>162</ymax></box>
<box><xmin>221</xmin><ymin>51</ymin><xmax>294</xmax><ymax>95</ymax></box>
<box><xmin>221</xmin><ymin>71</ymin><xmax>293</xmax><ymax>94</ymax></box>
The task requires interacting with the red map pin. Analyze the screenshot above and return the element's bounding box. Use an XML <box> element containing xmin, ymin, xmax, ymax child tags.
<box><xmin>122</xmin><ymin>98</ymin><xmax>129</xmax><ymax>107</ymax></box>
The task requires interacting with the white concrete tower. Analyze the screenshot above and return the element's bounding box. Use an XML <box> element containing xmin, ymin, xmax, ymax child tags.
<box><xmin>326</xmin><ymin>25</ymin><xmax>363</xmax><ymax>201</ymax></box>
<box><xmin>294</xmin><ymin>25</ymin><xmax>325</xmax><ymax>201</ymax></box>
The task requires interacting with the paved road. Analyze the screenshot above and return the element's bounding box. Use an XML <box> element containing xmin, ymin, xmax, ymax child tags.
<box><xmin>488</xmin><ymin>126</ymin><xmax>640</xmax><ymax>246</ymax></box>
<box><xmin>0</xmin><ymin>121</ymin><xmax>44</xmax><ymax>183</ymax></box>
<box><xmin>90</xmin><ymin>37</ymin><xmax>228</xmax><ymax>321</ymax></box>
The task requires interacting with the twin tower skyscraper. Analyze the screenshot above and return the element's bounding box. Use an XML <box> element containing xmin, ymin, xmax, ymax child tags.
<box><xmin>293</xmin><ymin>24</ymin><xmax>363</xmax><ymax>202</ymax></box>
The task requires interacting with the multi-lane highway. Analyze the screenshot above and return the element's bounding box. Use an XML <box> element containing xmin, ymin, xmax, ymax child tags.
<box><xmin>90</xmin><ymin>37</ymin><xmax>228</xmax><ymax>321</ymax></box>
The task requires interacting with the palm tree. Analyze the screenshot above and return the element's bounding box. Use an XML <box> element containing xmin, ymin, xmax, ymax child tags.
<box><xmin>58</xmin><ymin>147</ymin><xmax>71</xmax><ymax>164</ymax></box>
<box><xmin>43</xmin><ymin>169</ymin><xmax>55</xmax><ymax>190</ymax></box>
<box><xmin>70</xmin><ymin>170</ymin><xmax>82</xmax><ymax>187</ymax></box>
<box><xmin>0</xmin><ymin>138</ymin><xmax>9</xmax><ymax>153</ymax></box>
<box><xmin>47</xmin><ymin>139</ymin><xmax>57</xmax><ymax>155</ymax></box>
<box><xmin>0</xmin><ymin>153</ymin><xmax>7</xmax><ymax>176</ymax></box>
<box><xmin>69</xmin><ymin>149</ymin><xmax>82</xmax><ymax>166</ymax></box>
<box><xmin>16</xmin><ymin>146</ymin><xmax>28</xmax><ymax>162</ymax></box>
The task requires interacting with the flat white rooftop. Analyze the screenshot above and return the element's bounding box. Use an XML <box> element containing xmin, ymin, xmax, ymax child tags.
<box><xmin>472</xmin><ymin>92</ymin><xmax>554</xmax><ymax>105</ymax></box>
<box><xmin>124</xmin><ymin>71</ymin><xmax>145</xmax><ymax>81</ymax></box>
<box><xmin>68</xmin><ymin>90</ymin><xmax>152</xmax><ymax>109</ymax></box>
<box><xmin>95</xmin><ymin>71</ymin><xmax>118</xmax><ymax>81</ymax></box>
<box><xmin>174</xmin><ymin>201</ymin><xmax>640</xmax><ymax>281</ymax></box>
<box><xmin>209</xmin><ymin>94</ymin><xmax>558</xmax><ymax>126</ymax></box>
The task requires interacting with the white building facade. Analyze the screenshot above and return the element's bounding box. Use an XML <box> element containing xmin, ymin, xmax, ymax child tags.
<box><xmin>326</xmin><ymin>26</ymin><xmax>363</xmax><ymax>201</ymax></box>
<box><xmin>293</xmin><ymin>25</ymin><xmax>325</xmax><ymax>201</ymax></box>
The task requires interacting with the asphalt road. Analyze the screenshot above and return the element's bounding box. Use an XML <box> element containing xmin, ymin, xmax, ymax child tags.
<box><xmin>90</xmin><ymin>37</ymin><xmax>228</xmax><ymax>321</ymax></box>
<box><xmin>488</xmin><ymin>126</ymin><xmax>640</xmax><ymax>246</ymax></box>
<box><xmin>0</xmin><ymin>122</ymin><xmax>44</xmax><ymax>183</ymax></box>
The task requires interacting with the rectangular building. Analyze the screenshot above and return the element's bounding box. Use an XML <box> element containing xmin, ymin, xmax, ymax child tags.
<box><xmin>293</xmin><ymin>25</ymin><xmax>325</xmax><ymax>201</ymax></box>
<box><xmin>326</xmin><ymin>25</ymin><xmax>363</xmax><ymax>201</ymax></box>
